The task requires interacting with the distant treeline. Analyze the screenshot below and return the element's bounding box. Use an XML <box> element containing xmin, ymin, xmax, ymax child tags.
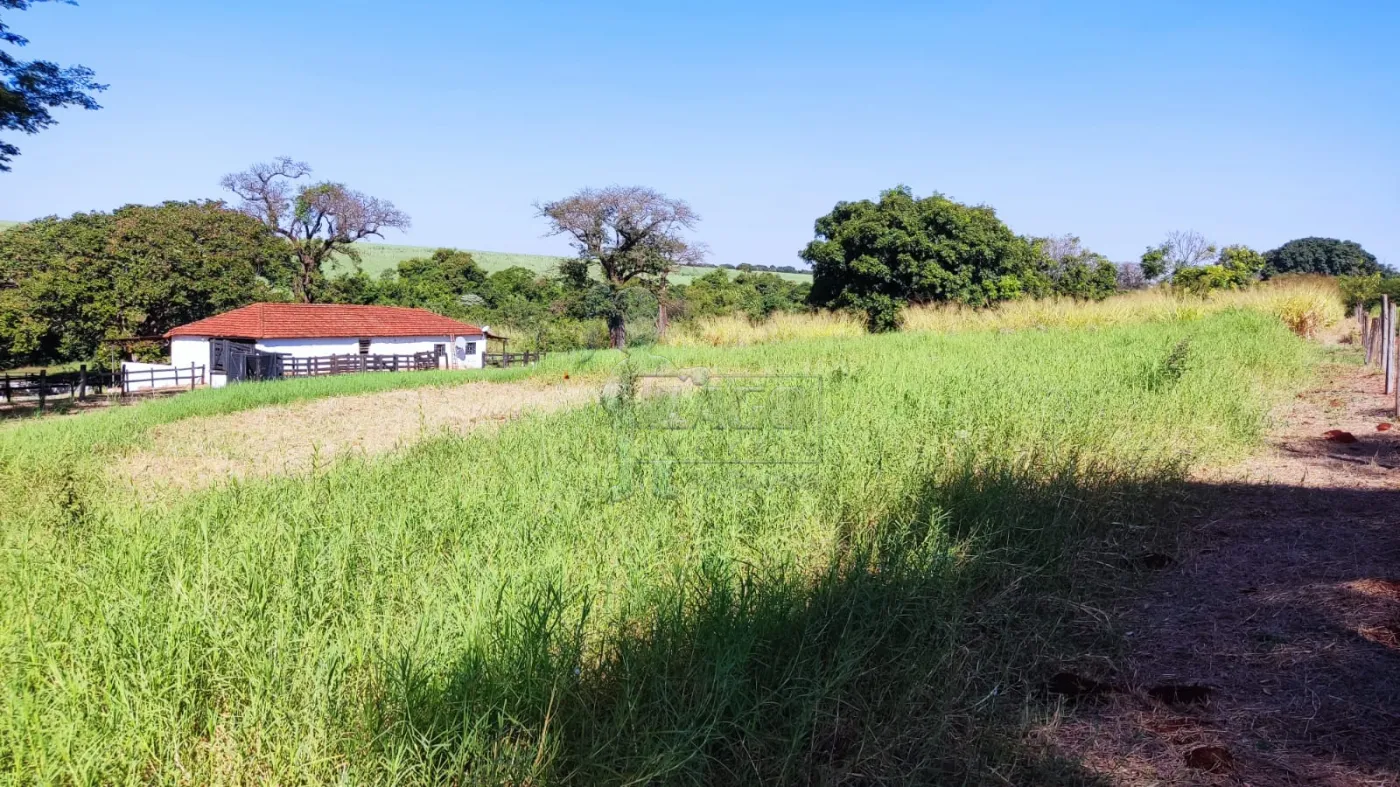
<box><xmin>3</xmin><ymin>189</ymin><xmax>1391</xmax><ymax>368</ymax></box>
<box><xmin>687</xmin><ymin>261</ymin><xmax>809</xmax><ymax>276</ymax></box>
<box><xmin>0</xmin><ymin>201</ymin><xmax>810</xmax><ymax>367</ymax></box>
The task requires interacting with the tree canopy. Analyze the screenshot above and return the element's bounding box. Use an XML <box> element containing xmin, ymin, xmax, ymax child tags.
<box><xmin>801</xmin><ymin>187</ymin><xmax>1048</xmax><ymax>331</ymax></box>
<box><xmin>1038</xmin><ymin>234</ymin><xmax>1118</xmax><ymax>301</ymax></box>
<box><xmin>1171</xmin><ymin>244</ymin><xmax>1265</xmax><ymax>295</ymax></box>
<box><xmin>678</xmin><ymin>268</ymin><xmax>811</xmax><ymax>321</ymax></box>
<box><xmin>1263</xmin><ymin>237</ymin><xmax>1381</xmax><ymax>278</ymax></box>
<box><xmin>0</xmin><ymin>0</ymin><xmax>105</xmax><ymax>172</ymax></box>
<box><xmin>1140</xmin><ymin>230</ymin><xmax>1216</xmax><ymax>281</ymax></box>
<box><xmin>536</xmin><ymin>185</ymin><xmax>703</xmax><ymax>348</ymax></box>
<box><xmin>222</xmin><ymin>157</ymin><xmax>411</xmax><ymax>302</ymax></box>
<box><xmin>0</xmin><ymin>201</ymin><xmax>290</xmax><ymax>367</ymax></box>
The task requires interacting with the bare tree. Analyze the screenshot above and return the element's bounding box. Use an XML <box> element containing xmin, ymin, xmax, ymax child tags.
<box><xmin>1164</xmin><ymin>230</ymin><xmax>1217</xmax><ymax>272</ymax></box>
<box><xmin>536</xmin><ymin>186</ymin><xmax>703</xmax><ymax>348</ymax></box>
<box><xmin>1039</xmin><ymin>234</ymin><xmax>1092</xmax><ymax>279</ymax></box>
<box><xmin>1140</xmin><ymin>230</ymin><xmax>1217</xmax><ymax>281</ymax></box>
<box><xmin>1115</xmin><ymin>262</ymin><xmax>1148</xmax><ymax>290</ymax></box>
<box><xmin>221</xmin><ymin>157</ymin><xmax>411</xmax><ymax>302</ymax></box>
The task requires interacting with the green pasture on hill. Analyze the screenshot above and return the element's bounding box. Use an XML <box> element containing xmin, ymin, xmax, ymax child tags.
<box><xmin>0</xmin><ymin>310</ymin><xmax>1315</xmax><ymax>784</ymax></box>
<box><xmin>327</xmin><ymin>241</ymin><xmax>813</xmax><ymax>285</ymax></box>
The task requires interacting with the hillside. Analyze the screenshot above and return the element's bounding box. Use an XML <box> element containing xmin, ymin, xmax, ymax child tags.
<box><xmin>331</xmin><ymin>241</ymin><xmax>812</xmax><ymax>286</ymax></box>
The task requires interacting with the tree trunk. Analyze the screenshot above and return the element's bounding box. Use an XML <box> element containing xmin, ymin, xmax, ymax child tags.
<box><xmin>295</xmin><ymin>250</ymin><xmax>317</xmax><ymax>303</ymax></box>
<box><xmin>656</xmin><ymin>279</ymin><xmax>670</xmax><ymax>340</ymax></box>
<box><xmin>608</xmin><ymin>311</ymin><xmax>627</xmax><ymax>350</ymax></box>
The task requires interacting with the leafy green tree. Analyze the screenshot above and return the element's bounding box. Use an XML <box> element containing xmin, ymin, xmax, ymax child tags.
<box><xmin>682</xmin><ymin>268</ymin><xmax>811</xmax><ymax>320</ymax></box>
<box><xmin>222</xmin><ymin>157</ymin><xmax>411</xmax><ymax>302</ymax></box>
<box><xmin>1140</xmin><ymin>230</ymin><xmax>1216</xmax><ymax>282</ymax></box>
<box><xmin>1038</xmin><ymin>235</ymin><xmax>1118</xmax><ymax>300</ymax></box>
<box><xmin>1337</xmin><ymin>273</ymin><xmax>1400</xmax><ymax>309</ymax></box>
<box><xmin>1263</xmin><ymin>237</ymin><xmax>1381</xmax><ymax>278</ymax></box>
<box><xmin>0</xmin><ymin>201</ymin><xmax>290</xmax><ymax>366</ymax></box>
<box><xmin>801</xmin><ymin>187</ymin><xmax>1048</xmax><ymax>331</ymax></box>
<box><xmin>318</xmin><ymin>270</ymin><xmax>383</xmax><ymax>305</ymax></box>
<box><xmin>1</xmin><ymin>0</ymin><xmax>105</xmax><ymax>171</ymax></box>
<box><xmin>1139</xmin><ymin>247</ymin><xmax>1168</xmax><ymax>281</ymax></box>
<box><xmin>1171</xmin><ymin>244</ymin><xmax>1264</xmax><ymax>295</ymax></box>
<box><xmin>376</xmin><ymin>248</ymin><xmax>487</xmax><ymax>312</ymax></box>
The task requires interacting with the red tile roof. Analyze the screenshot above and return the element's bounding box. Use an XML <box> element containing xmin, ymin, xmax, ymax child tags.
<box><xmin>165</xmin><ymin>303</ymin><xmax>484</xmax><ymax>340</ymax></box>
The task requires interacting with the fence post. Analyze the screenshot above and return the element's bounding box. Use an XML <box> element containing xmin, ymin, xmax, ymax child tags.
<box><xmin>37</xmin><ymin>370</ymin><xmax>46</xmax><ymax>414</ymax></box>
<box><xmin>190</xmin><ymin>362</ymin><xmax>197</xmax><ymax>391</ymax></box>
<box><xmin>78</xmin><ymin>364</ymin><xmax>87</xmax><ymax>401</ymax></box>
<box><xmin>2</xmin><ymin>373</ymin><xmax>9</xmax><ymax>404</ymax></box>
<box><xmin>1385</xmin><ymin>296</ymin><xmax>1393</xmax><ymax>395</ymax></box>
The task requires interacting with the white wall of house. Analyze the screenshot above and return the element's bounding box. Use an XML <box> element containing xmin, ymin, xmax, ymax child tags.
<box><xmin>168</xmin><ymin>333</ymin><xmax>487</xmax><ymax>380</ymax></box>
<box><xmin>171</xmin><ymin>336</ymin><xmax>208</xmax><ymax>375</ymax></box>
<box><xmin>254</xmin><ymin>334</ymin><xmax>485</xmax><ymax>369</ymax></box>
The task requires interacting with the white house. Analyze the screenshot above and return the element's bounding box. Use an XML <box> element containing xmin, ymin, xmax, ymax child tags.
<box><xmin>163</xmin><ymin>303</ymin><xmax>488</xmax><ymax>387</ymax></box>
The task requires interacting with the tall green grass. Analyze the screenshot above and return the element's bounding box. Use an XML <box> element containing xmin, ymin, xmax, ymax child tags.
<box><xmin>0</xmin><ymin>311</ymin><xmax>1314</xmax><ymax>783</ymax></box>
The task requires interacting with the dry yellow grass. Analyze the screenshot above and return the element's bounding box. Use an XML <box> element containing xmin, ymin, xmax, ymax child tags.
<box><xmin>115</xmin><ymin>378</ymin><xmax>594</xmax><ymax>492</ymax></box>
<box><xmin>665</xmin><ymin>277</ymin><xmax>1345</xmax><ymax>347</ymax></box>
<box><xmin>665</xmin><ymin>310</ymin><xmax>864</xmax><ymax>347</ymax></box>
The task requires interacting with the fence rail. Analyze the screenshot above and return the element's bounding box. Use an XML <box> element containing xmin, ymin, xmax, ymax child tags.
<box><xmin>2</xmin><ymin>363</ymin><xmax>202</xmax><ymax>414</ymax></box>
<box><xmin>3</xmin><ymin>366</ymin><xmax>119</xmax><ymax>403</ymax></box>
<box><xmin>281</xmin><ymin>352</ymin><xmax>439</xmax><ymax>378</ymax></box>
<box><xmin>485</xmin><ymin>351</ymin><xmax>544</xmax><ymax>368</ymax></box>
<box><xmin>121</xmin><ymin>364</ymin><xmax>204</xmax><ymax>394</ymax></box>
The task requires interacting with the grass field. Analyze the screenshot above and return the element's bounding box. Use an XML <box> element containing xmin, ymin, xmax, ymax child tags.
<box><xmin>0</xmin><ymin>300</ymin><xmax>1318</xmax><ymax>783</ymax></box>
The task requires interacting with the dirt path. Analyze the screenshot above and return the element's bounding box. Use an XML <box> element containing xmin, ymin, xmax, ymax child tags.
<box><xmin>1042</xmin><ymin>358</ymin><xmax>1400</xmax><ymax>785</ymax></box>
<box><xmin>115</xmin><ymin>378</ymin><xmax>595</xmax><ymax>492</ymax></box>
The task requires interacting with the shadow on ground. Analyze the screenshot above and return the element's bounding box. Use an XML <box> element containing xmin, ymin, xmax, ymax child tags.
<box><xmin>1044</xmin><ymin>479</ymin><xmax>1400</xmax><ymax>785</ymax></box>
<box><xmin>330</xmin><ymin>422</ymin><xmax>1400</xmax><ymax>785</ymax></box>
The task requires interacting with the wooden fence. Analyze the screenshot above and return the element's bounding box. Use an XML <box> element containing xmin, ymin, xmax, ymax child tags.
<box><xmin>281</xmin><ymin>352</ymin><xmax>439</xmax><ymax>378</ymax></box>
<box><xmin>121</xmin><ymin>364</ymin><xmax>205</xmax><ymax>394</ymax></box>
<box><xmin>485</xmin><ymin>351</ymin><xmax>544</xmax><ymax>368</ymax></box>
<box><xmin>1</xmin><ymin>364</ymin><xmax>203</xmax><ymax>414</ymax></box>
<box><xmin>3</xmin><ymin>365</ymin><xmax>118</xmax><ymax>403</ymax></box>
<box><xmin>1357</xmin><ymin>297</ymin><xmax>1399</xmax><ymax>417</ymax></box>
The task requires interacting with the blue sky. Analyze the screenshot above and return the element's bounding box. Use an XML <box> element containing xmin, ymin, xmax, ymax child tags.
<box><xmin>2</xmin><ymin>0</ymin><xmax>1397</xmax><ymax>267</ymax></box>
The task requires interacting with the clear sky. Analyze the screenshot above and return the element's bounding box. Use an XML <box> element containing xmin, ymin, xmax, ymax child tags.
<box><xmin>2</xmin><ymin>0</ymin><xmax>1397</xmax><ymax>268</ymax></box>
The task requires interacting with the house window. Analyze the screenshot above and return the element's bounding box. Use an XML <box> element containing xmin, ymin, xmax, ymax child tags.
<box><xmin>465</xmin><ymin>341</ymin><xmax>477</xmax><ymax>355</ymax></box>
<box><xmin>358</xmin><ymin>338</ymin><xmax>371</xmax><ymax>355</ymax></box>
<box><xmin>434</xmin><ymin>343</ymin><xmax>446</xmax><ymax>357</ymax></box>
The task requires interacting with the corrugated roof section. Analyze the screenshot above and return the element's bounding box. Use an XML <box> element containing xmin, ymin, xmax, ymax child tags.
<box><xmin>165</xmin><ymin>303</ymin><xmax>484</xmax><ymax>339</ymax></box>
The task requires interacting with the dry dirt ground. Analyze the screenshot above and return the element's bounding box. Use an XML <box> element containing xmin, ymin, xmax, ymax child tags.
<box><xmin>115</xmin><ymin>378</ymin><xmax>595</xmax><ymax>492</ymax></box>
<box><xmin>1040</xmin><ymin>358</ymin><xmax>1400</xmax><ymax>785</ymax></box>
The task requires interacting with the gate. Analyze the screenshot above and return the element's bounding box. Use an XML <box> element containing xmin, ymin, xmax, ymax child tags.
<box><xmin>212</xmin><ymin>339</ymin><xmax>286</xmax><ymax>383</ymax></box>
